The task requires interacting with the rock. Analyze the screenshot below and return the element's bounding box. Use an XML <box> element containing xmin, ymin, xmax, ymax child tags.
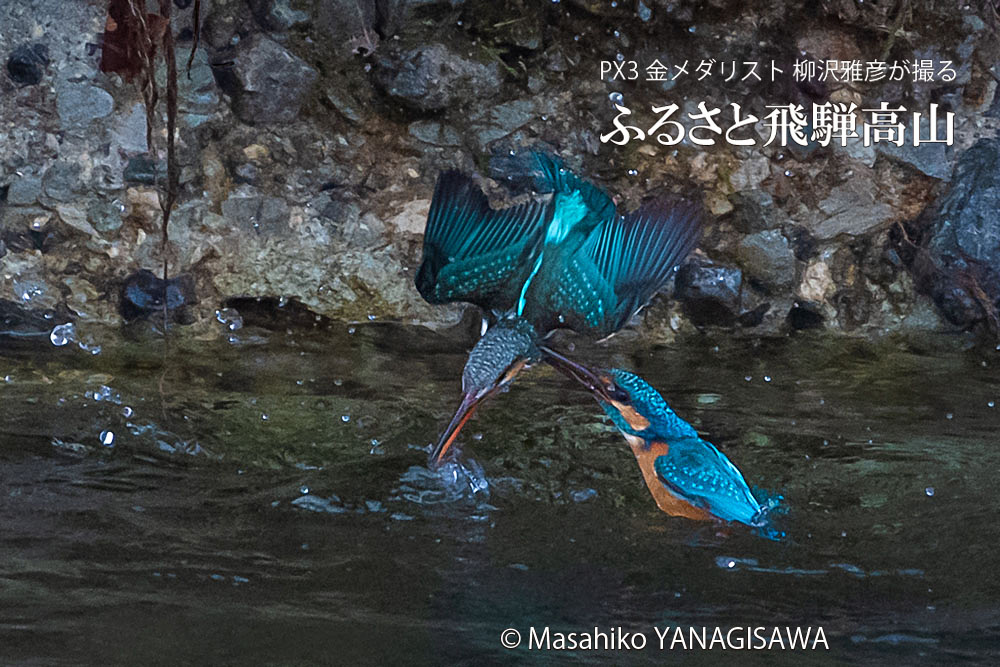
<box><xmin>42</xmin><ymin>162</ymin><xmax>83</xmax><ymax>202</ymax></box>
<box><xmin>736</xmin><ymin>229</ymin><xmax>797</xmax><ymax>290</ymax></box>
<box><xmin>120</xmin><ymin>270</ymin><xmax>196</xmax><ymax>323</ymax></box>
<box><xmin>928</xmin><ymin>139</ymin><xmax>1000</xmax><ymax>268</ymax></box>
<box><xmin>6</xmin><ymin>174</ymin><xmax>42</xmax><ymax>205</ymax></box>
<box><xmin>343</xmin><ymin>212</ymin><xmax>386</xmax><ymax>247</ymax></box>
<box><xmin>374</xmin><ymin>43</ymin><xmax>502</xmax><ymax>112</ymax></box>
<box><xmin>0</xmin><ymin>298</ymin><xmax>58</xmax><ymax>339</ymax></box>
<box><xmin>731</xmin><ymin>190</ymin><xmax>781</xmax><ymax>233</ymax></box>
<box><xmin>221</xmin><ymin>35</ymin><xmax>318</xmax><ymax>124</ymax></box>
<box><xmin>221</xmin><ymin>190</ymin><xmax>290</xmax><ymax>236</ymax></box>
<box><xmin>812</xmin><ymin>179</ymin><xmax>894</xmax><ymax>239</ymax></box>
<box><xmin>325</xmin><ymin>86</ymin><xmax>366</xmax><ymax>124</ymax></box>
<box><xmin>248</xmin><ymin>0</ymin><xmax>311</xmax><ymax>31</ymax></box>
<box><xmin>675</xmin><ymin>258</ymin><xmax>743</xmax><ymax>326</ymax></box>
<box><xmin>729</xmin><ymin>155</ymin><xmax>770</xmax><ymax>192</ymax></box>
<box><xmin>876</xmin><ymin>140</ymin><xmax>952</xmax><ymax>181</ymax></box>
<box><xmin>798</xmin><ymin>259</ymin><xmax>834</xmax><ymax>302</ymax></box>
<box><xmin>467</xmin><ymin>99</ymin><xmax>536</xmax><ymax>151</ymax></box>
<box><xmin>6</xmin><ymin>43</ymin><xmax>49</xmax><ymax>85</ymax></box>
<box><xmin>787</xmin><ymin>300</ymin><xmax>825</xmax><ymax>330</ymax></box>
<box><xmin>110</xmin><ymin>103</ymin><xmax>149</xmax><ymax>154</ymax></box>
<box><xmin>124</xmin><ymin>156</ymin><xmax>162</xmax><ymax>185</ymax></box>
<box><xmin>387</xmin><ymin>199</ymin><xmax>430</xmax><ymax>236</ymax></box>
<box><xmin>88</xmin><ymin>198</ymin><xmax>125</xmax><ymax>234</ymax></box>
<box><xmin>171</xmin><ymin>47</ymin><xmax>221</xmax><ymax>126</ymax></box>
<box><xmin>408</xmin><ymin>121</ymin><xmax>461</xmax><ymax>146</ymax></box>
<box><xmin>56</xmin><ymin>204</ymin><xmax>100</xmax><ymax>237</ymax></box>
<box><xmin>917</xmin><ymin>138</ymin><xmax>1000</xmax><ymax>329</ymax></box>
<box><xmin>56</xmin><ymin>82</ymin><xmax>113</xmax><ymax>129</ymax></box>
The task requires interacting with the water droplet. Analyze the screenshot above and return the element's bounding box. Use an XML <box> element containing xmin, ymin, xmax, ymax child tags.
<box><xmin>472</xmin><ymin>433</ymin><xmax>483</xmax><ymax>441</ymax></box>
<box><xmin>988</xmin><ymin>401</ymin><xmax>995</xmax><ymax>408</ymax></box>
<box><xmin>744</xmin><ymin>375</ymin><xmax>752</xmax><ymax>382</ymax></box>
<box><xmin>278</xmin><ymin>296</ymin><xmax>289</xmax><ymax>308</ymax></box>
<box><xmin>627</xmin><ymin>168</ymin><xmax>638</xmax><ymax>176</ymax></box>
<box><xmin>261</xmin><ymin>414</ymin><xmax>269</xmax><ymax>421</ymax></box>
<box><xmin>925</xmin><ymin>486</ymin><xmax>935</xmax><ymax>497</ymax></box>
<box><xmin>215</xmin><ymin>308</ymin><xmax>243</xmax><ymax>331</ymax></box>
<box><xmin>613</xmin><ymin>30</ymin><xmax>620</xmax><ymax>38</ymax></box>
<box><xmin>49</xmin><ymin>322</ymin><xmax>75</xmax><ymax>347</ymax></box>
<box><xmin>615</xmin><ymin>52</ymin><xmax>624</xmax><ymax>63</ymax></box>
<box><xmin>945</xmin><ymin>412</ymin><xmax>953</xmax><ymax>420</ymax></box>
<box><xmin>688</xmin><ymin>26</ymin><xmax>696</xmax><ymax>33</ymax></box>
<box><xmin>122</xmin><ymin>406</ymin><xmax>134</xmax><ymax>418</ymax></box>
<box><xmin>347</xmin><ymin>326</ymin><xmax>356</xmax><ymax>335</ymax></box>
<box><xmin>300</xmin><ymin>485</ymin><xmax>310</xmax><ymax>495</ymax></box>
<box><xmin>334</xmin><ymin>378</ymin><xmax>343</xmax><ymax>386</ymax></box>
<box><xmin>99</xmin><ymin>430</ymin><xmax>115</xmax><ymax>447</ymax></box>
<box><xmin>764</xmin><ymin>375</ymin><xmax>772</xmax><ymax>382</ymax></box>
<box><xmin>367</xmin><ymin>314</ymin><xmax>376</xmax><ymax>321</ymax></box>
<box><xmin>784</xmin><ymin>170</ymin><xmax>793</xmax><ymax>177</ymax></box>
<box><xmin>341</xmin><ymin>414</ymin><xmax>351</xmax><ymax>423</ymax></box>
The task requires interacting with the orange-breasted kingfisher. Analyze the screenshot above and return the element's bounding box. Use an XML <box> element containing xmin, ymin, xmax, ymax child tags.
<box><xmin>415</xmin><ymin>152</ymin><xmax>702</xmax><ymax>465</ymax></box>
<box><xmin>543</xmin><ymin>347</ymin><xmax>771</xmax><ymax>527</ymax></box>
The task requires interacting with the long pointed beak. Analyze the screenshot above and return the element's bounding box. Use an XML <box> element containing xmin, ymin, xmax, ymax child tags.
<box><xmin>541</xmin><ymin>346</ymin><xmax>612</xmax><ymax>402</ymax></box>
<box><xmin>430</xmin><ymin>391</ymin><xmax>485</xmax><ymax>466</ymax></box>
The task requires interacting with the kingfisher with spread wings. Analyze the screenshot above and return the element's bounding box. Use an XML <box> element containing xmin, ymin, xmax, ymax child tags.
<box><xmin>415</xmin><ymin>152</ymin><xmax>703</xmax><ymax>465</ymax></box>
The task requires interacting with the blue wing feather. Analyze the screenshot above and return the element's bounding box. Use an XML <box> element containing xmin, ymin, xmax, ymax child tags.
<box><xmin>654</xmin><ymin>438</ymin><xmax>764</xmax><ymax>526</ymax></box>
<box><xmin>416</xmin><ymin>171</ymin><xmax>550</xmax><ymax>310</ymax></box>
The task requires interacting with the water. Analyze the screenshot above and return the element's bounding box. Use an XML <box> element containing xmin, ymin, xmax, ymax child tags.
<box><xmin>1</xmin><ymin>322</ymin><xmax>999</xmax><ymax>664</ymax></box>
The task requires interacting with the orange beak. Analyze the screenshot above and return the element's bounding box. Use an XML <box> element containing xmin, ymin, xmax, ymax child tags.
<box><xmin>430</xmin><ymin>359</ymin><xmax>530</xmax><ymax>467</ymax></box>
<box><xmin>430</xmin><ymin>391</ymin><xmax>485</xmax><ymax>466</ymax></box>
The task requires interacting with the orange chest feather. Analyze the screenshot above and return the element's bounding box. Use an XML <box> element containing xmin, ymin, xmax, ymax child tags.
<box><xmin>624</xmin><ymin>435</ymin><xmax>713</xmax><ymax>522</ymax></box>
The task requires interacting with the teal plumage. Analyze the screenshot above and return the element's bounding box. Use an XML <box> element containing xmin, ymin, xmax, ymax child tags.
<box><xmin>415</xmin><ymin>152</ymin><xmax>702</xmax><ymax>338</ymax></box>
<box><xmin>601</xmin><ymin>368</ymin><xmax>767</xmax><ymax>527</ymax></box>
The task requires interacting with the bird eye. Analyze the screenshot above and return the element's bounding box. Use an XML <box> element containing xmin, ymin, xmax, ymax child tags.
<box><xmin>607</xmin><ymin>383</ymin><xmax>630</xmax><ymax>404</ymax></box>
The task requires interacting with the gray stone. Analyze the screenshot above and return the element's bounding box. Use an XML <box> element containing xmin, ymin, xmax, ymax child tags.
<box><xmin>56</xmin><ymin>82</ymin><xmax>113</xmax><ymax>129</ymax></box>
<box><xmin>6</xmin><ymin>43</ymin><xmax>49</xmax><ymax>86</ymax></box>
<box><xmin>374</xmin><ymin>43</ymin><xmax>502</xmax><ymax>112</ymax></box>
<box><xmin>110</xmin><ymin>103</ymin><xmax>149</xmax><ymax>154</ymax></box>
<box><xmin>221</xmin><ymin>190</ymin><xmax>290</xmax><ymax>236</ymax></box>
<box><xmin>467</xmin><ymin>99</ymin><xmax>535</xmax><ymax>151</ymax></box>
<box><xmin>325</xmin><ymin>87</ymin><xmax>365</xmax><ymax>124</ymax></box>
<box><xmin>930</xmin><ymin>139</ymin><xmax>1000</xmax><ymax>267</ymax></box>
<box><xmin>88</xmin><ymin>198</ymin><xmax>125</xmax><ymax>234</ymax></box>
<box><xmin>42</xmin><ymin>162</ymin><xmax>83</xmax><ymax>202</ymax></box>
<box><xmin>876</xmin><ymin>138</ymin><xmax>952</xmax><ymax>181</ymax></box>
<box><xmin>249</xmin><ymin>0</ymin><xmax>311</xmax><ymax>31</ymax></box>
<box><xmin>736</xmin><ymin>229</ymin><xmax>797</xmax><ymax>290</ymax></box>
<box><xmin>227</xmin><ymin>35</ymin><xmax>318</xmax><ymax>124</ymax></box>
<box><xmin>675</xmin><ymin>258</ymin><xmax>743</xmax><ymax>326</ymax></box>
<box><xmin>408</xmin><ymin>120</ymin><xmax>461</xmax><ymax>147</ymax></box>
<box><xmin>814</xmin><ymin>179</ymin><xmax>894</xmax><ymax>239</ymax></box>
<box><xmin>6</xmin><ymin>174</ymin><xmax>42</xmax><ymax>205</ymax></box>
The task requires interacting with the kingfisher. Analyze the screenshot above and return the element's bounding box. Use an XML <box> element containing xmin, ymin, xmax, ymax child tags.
<box><xmin>543</xmin><ymin>347</ymin><xmax>772</xmax><ymax>527</ymax></box>
<box><xmin>416</xmin><ymin>152</ymin><xmax>702</xmax><ymax>465</ymax></box>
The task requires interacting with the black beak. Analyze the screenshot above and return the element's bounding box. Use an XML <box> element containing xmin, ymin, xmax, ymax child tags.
<box><xmin>540</xmin><ymin>346</ymin><xmax>614</xmax><ymax>402</ymax></box>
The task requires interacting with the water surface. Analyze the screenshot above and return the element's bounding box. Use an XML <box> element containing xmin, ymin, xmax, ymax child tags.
<box><xmin>2</xmin><ymin>320</ymin><xmax>998</xmax><ymax>664</ymax></box>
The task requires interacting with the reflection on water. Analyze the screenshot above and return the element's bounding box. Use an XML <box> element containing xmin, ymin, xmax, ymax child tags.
<box><xmin>1</xmin><ymin>321</ymin><xmax>999</xmax><ymax>663</ymax></box>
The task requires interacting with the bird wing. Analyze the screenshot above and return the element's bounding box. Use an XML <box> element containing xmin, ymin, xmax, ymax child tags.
<box><xmin>523</xmin><ymin>196</ymin><xmax>703</xmax><ymax>336</ymax></box>
<box><xmin>653</xmin><ymin>438</ymin><xmax>762</xmax><ymax>525</ymax></box>
<box><xmin>530</xmin><ymin>152</ymin><xmax>616</xmax><ymax>222</ymax></box>
<box><xmin>415</xmin><ymin>171</ymin><xmax>550</xmax><ymax>311</ymax></box>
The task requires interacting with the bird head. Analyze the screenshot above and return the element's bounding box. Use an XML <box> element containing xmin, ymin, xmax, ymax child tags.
<box><xmin>431</xmin><ymin>316</ymin><xmax>540</xmax><ymax>465</ymax></box>
<box><xmin>542</xmin><ymin>348</ymin><xmax>656</xmax><ymax>438</ymax></box>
